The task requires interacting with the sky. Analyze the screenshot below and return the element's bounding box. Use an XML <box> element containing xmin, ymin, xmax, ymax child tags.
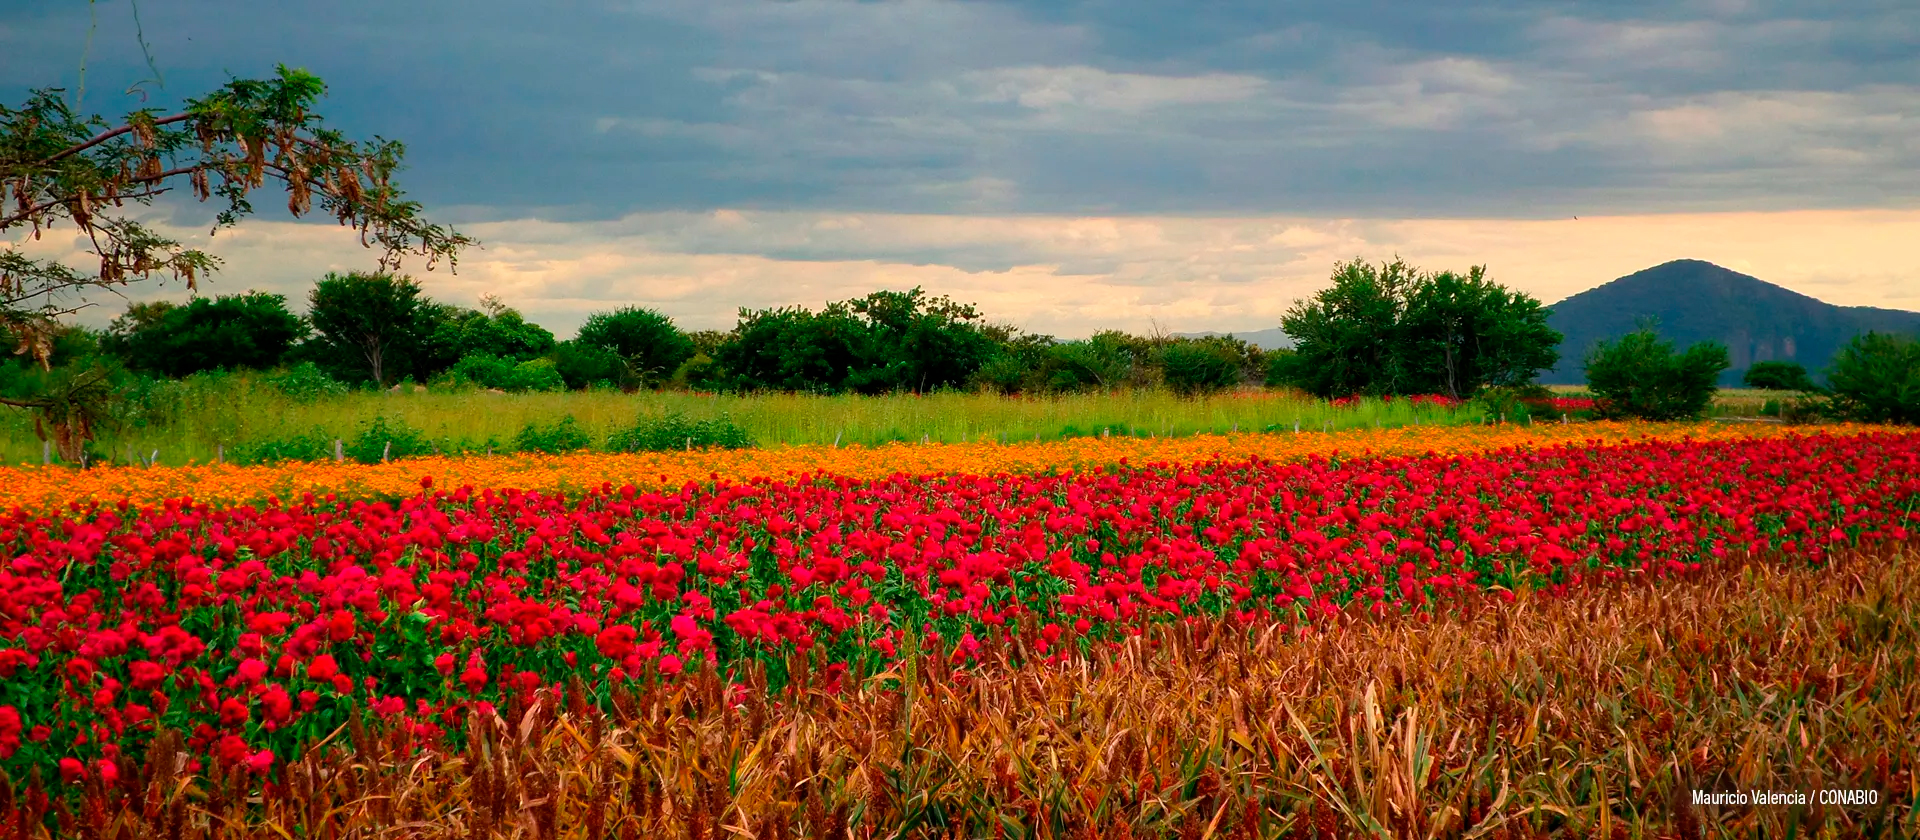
<box><xmin>3</xmin><ymin>0</ymin><xmax>1916</xmax><ymax>338</ymax></box>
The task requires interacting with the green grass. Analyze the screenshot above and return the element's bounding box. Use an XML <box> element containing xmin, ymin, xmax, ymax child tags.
<box><xmin>0</xmin><ymin>374</ymin><xmax>1493</xmax><ymax>466</ymax></box>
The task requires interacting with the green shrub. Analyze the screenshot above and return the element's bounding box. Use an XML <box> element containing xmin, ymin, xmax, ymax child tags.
<box><xmin>1262</xmin><ymin>349</ymin><xmax>1302</xmax><ymax>388</ymax></box>
<box><xmin>1584</xmin><ymin>328</ymin><xmax>1730</xmax><ymax>421</ymax></box>
<box><xmin>505</xmin><ymin>358</ymin><xmax>566</xmax><ymax>393</ymax></box>
<box><xmin>606</xmin><ymin>413</ymin><xmax>751</xmax><ymax>452</ymax></box>
<box><xmin>554</xmin><ymin>341</ymin><xmax>624</xmax><ymax>390</ymax></box>
<box><xmin>670</xmin><ymin>353</ymin><xmax>724</xmax><ymax>391</ymax></box>
<box><xmin>441</xmin><ymin>353</ymin><xmax>516</xmax><ymax>390</ymax></box>
<box><xmin>575</xmin><ymin>307</ymin><xmax>696</xmax><ymax>389</ymax></box>
<box><xmin>1742</xmin><ymin>360</ymin><xmax>1817</xmax><ymax>392</ymax></box>
<box><xmin>229</xmin><ymin>426</ymin><xmax>335</xmax><ymax>465</ymax></box>
<box><xmin>344</xmin><ymin>415</ymin><xmax>434</xmax><ymax>463</ymax></box>
<box><xmin>1159</xmin><ymin>342</ymin><xmax>1242</xmax><ymax>396</ymax></box>
<box><xmin>513</xmin><ymin>415</ymin><xmax>592</xmax><ymax>454</ymax></box>
<box><xmin>1825</xmin><ymin>332</ymin><xmax>1920</xmax><ymax>425</ymax></box>
<box><xmin>265</xmin><ymin>362</ymin><xmax>349</xmax><ymax>401</ymax></box>
<box><xmin>1044</xmin><ymin>335</ymin><xmax>1132</xmax><ymax>392</ymax></box>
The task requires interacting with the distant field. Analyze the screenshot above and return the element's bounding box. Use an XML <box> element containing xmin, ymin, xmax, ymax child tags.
<box><xmin>0</xmin><ymin>374</ymin><xmax>1793</xmax><ymax>467</ymax></box>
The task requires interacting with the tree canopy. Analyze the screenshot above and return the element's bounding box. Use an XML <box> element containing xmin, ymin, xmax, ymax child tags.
<box><xmin>1583</xmin><ymin>326</ymin><xmax>1730</xmax><ymax>421</ymax></box>
<box><xmin>2</xmin><ymin>64</ymin><xmax>470</xmax><ymax>454</ymax></box>
<box><xmin>103</xmin><ymin>291</ymin><xmax>307</xmax><ymax>376</ymax></box>
<box><xmin>1274</xmin><ymin>258</ymin><xmax>1561</xmax><ymax>399</ymax></box>
<box><xmin>303</xmin><ymin>271</ymin><xmax>428</xmax><ymax>388</ymax></box>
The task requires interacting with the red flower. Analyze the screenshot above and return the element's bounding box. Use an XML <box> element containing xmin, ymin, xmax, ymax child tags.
<box><xmin>327</xmin><ymin>611</ymin><xmax>357</xmax><ymax>642</ymax></box>
<box><xmin>307</xmin><ymin>654</ymin><xmax>340</xmax><ymax>682</ymax></box>
<box><xmin>460</xmin><ymin>652</ymin><xmax>488</xmax><ymax>693</ymax></box>
<box><xmin>235</xmin><ymin>658</ymin><xmax>268</xmax><ymax>685</ymax></box>
<box><xmin>596</xmin><ymin>625</ymin><xmax>638</xmax><ymax>659</ymax></box>
<box><xmin>247</xmin><ymin>750</ymin><xmax>275</xmax><ymax>774</ymax></box>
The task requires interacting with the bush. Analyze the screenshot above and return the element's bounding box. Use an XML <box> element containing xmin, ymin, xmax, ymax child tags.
<box><xmin>1159</xmin><ymin>341</ymin><xmax>1241</xmax><ymax>396</ymax></box>
<box><xmin>971</xmin><ymin>335</ymin><xmax>1054</xmax><ymax>395</ymax></box>
<box><xmin>514</xmin><ymin>415</ymin><xmax>593</xmax><ymax>454</ymax></box>
<box><xmin>670</xmin><ymin>353</ymin><xmax>725</xmax><ymax>391</ymax></box>
<box><xmin>505</xmin><ymin>358</ymin><xmax>566</xmax><ymax>393</ymax></box>
<box><xmin>554</xmin><ymin>341</ymin><xmax>624</xmax><ymax>390</ymax></box>
<box><xmin>1742</xmin><ymin>360</ymin><xmax>1817</xmax><ymax>391</ymax></box>
<box><xmin>1044</xmin><ymin>334</ymin><xmax>1133</xmax><ymax>392</ymax></box>
<box><xmin>228</xmin><ymin>426</ymin><xmax>336</xmax><ymax>465</ymax></box>
<box><xmin>344</xmin><ymin>415</ymin><xmax>434</xmax><ymax>463</ymax></box>
<box><xmin>103</xmin><ymin>292</ymin><xmax>309</xmax><ymax>377</ymax></box>
<box><xmin>1584</xmin><ymin>329</ymin><xmax>1730</xmax><ymax>421</ymax></box>
<box><xmin>441</xmin><ymin>353</ymin><xmax>517</xmax><ymax>390</ymax></box>
<box><xmin>264</xmin><ymin>362</ymin><xmax>349</xmax><ymax>401</ymax></box>
<box><xmin>606</xmin><ymin>413</ymin><xmax>752</xmax><ymax>452</ymax></box>
<box><xmin>1263</xmin><ymin>349</ymin><xmax>1303</xmax><ymax>388</ymax></box>
<box><xmin>1825</xmin><ymin>332</ymin><xmax>1920</xmax><ymax>425</ymax></box>
<box><xmin>575</xmin><ymin>307</ymin><xmax>696</xmax><ymax>389</ymax></box>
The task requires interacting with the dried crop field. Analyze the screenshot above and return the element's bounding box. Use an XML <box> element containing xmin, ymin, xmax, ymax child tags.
<box><xmin>0</xmin><ymin>423</ymin><xmax>1914</xmax><ymax>838</ymax></box>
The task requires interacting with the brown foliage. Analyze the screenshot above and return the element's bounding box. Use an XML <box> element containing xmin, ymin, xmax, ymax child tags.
<box><xmin>9</xmin><ymin>545</ymin><xmax>1919</xmax><ymax>838</ymax></box>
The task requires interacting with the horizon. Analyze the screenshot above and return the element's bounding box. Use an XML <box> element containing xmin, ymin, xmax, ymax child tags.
<box><xmin>5</xmin><ymin>1</ymin><xmax>1917</xmax><ymax>340</ymax></box>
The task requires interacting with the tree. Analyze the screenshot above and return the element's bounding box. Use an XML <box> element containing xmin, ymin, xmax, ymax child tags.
<box><xmin>1043</xmin><ymin>332</ymin><xmax>1136</xmax><ymax>393</ymax></box>
<box><xmin>553</xmin><ymin>340</ymin><xmax>624</xmax><ymax>390</ymax></box>
<box><xmin>1159</xmin><ymin>338</ymin><xmax>1243</xmax><ymax>396</ymax></box>
<box><xmin>0</xmin><ymin>325</ymin><xmax>121</xmax><ymax>462</ymax></box>
<box><xmin>1742</xmin><ymin>360</ymin><xmax>1817</xmax><ymax>392</ymax></box>
<box><xmin>1399</xmin><ymin>266</ymin><xmax>1561</xmax><ymax>399</ymax></box>
<box><xmin>1280</xmin><ymin>258</ymin><xmax>1561</xmax><ymax>399</ymax></box>
<box><xmin>1824</xmin><ymin>332</ymin><xmax>1919</xmax><ymax>425</ymax></box>
<box><xmin>103</xmin><ymin>292</ymin><xmax>307</xmax><ymax>376</ymax></box>
<box><xmin>974</xmin><ymin>333</ymin><xmax>1058</xmax><ymax>395</ymax></box>
<box><xmin>844</xmin><ymin>288</ymin><xmax>999</xmax><ymax>394</ymax></box>
<box><xmin>1584</xmin><ymin>327</ymin><xmax>1730</xmax><ymax>420</ymax></box>
<box><xmin>304</xmin><ymin>272</ymin><xmax>427</xmax><ymax>387</ymax></box>
<box><xmin>1279</xmin><ymin>259</ymin><xmax>1418</xmax><ymax>398</ymax></box>
<box><xmin>414</xmin><ymin>298</ymin><xmax>557</xmax><ymax>381</ymax></box>
<box><xmin>716</xmin><ymin>305</ymin><xmax>870</xmax><ymax>394</ymax></box>
<box><xmin>574</xmin><ymin>307</ymin><xmax>695</xmax><ymax>390</ymax></box>
<box><xmin>2</xmin><ymin>64</ymin><xmax>470</xmax><ymax>448</ymax></box>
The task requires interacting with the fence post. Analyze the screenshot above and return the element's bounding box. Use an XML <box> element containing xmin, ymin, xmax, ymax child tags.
<box><xmin>42</xmin><ymin>441</ymin><xmax>50</xmax><ymax>465</ymax></box>
<box><xmin>382</xmin><ymin>441</ymin><xmax>391</xmax><ymax>463</ymax></box>
<box><xmin>149</xmin><ymin>450</ymin><xmax>158</xmax><ymax>467</ymax></box>
<box><xmin>217</xmin><ymin>444</ymin><xmax>224</xmax><ymax>464</ymax></box>
<box><xmin>833</xmin><ymin>431</ymin><xmax>842</xmax><ymax>449</ymax></box>
<box><xmin>334</xmin><ymin>439</ymin><xmax>344</xmax><ymax>462</ymax></box>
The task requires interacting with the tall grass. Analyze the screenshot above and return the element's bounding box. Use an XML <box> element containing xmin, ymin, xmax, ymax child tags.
<box><xmin>22</xmin><ymin>543</ymin><xmax>1916</xmax><ymax>838</ymax></box>
<box><xmin>0</xmin><ymin>373</ymin><xmax>1489</xmax><ymax>466</ymax></box>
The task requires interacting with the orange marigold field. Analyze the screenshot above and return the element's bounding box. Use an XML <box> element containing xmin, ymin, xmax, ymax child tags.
<box><xmin>0</xmin><ymin>421</ymin><xmax>1879</xmax><ymax>512</ymax></box>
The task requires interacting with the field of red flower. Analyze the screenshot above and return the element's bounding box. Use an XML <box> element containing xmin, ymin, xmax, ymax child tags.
<box><xmin>1</xmin><ymin>428</ymin><xmax>1916</xmax><ymax>799</ymax></box>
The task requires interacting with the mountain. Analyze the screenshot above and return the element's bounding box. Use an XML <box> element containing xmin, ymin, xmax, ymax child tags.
<box><xmin>1544</xmin><ymin>259</ymin><xmax>1920</xmax><ymax>385</ymax></box>
<box><xmin>1172</xmin><ymin>327</ymin><xmax>1294</xmax><ymax>350</ymax></box>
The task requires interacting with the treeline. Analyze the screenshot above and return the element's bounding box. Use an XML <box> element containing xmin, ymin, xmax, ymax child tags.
<box><xmin>61</xmin><ymin>273</ymin><xmax>1272</xmax><ymax>397</ymax></box>
<box><xmin>12</xmin><ymin>260</ymin><xmax>1916</xmax><ymax>428</ymax></box>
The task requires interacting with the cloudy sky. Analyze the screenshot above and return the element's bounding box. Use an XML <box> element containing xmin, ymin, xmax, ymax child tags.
<box><xmin>4</xmin><ymin>0</ymin><xmax>1916</xmax><ymax>337</ymax></box>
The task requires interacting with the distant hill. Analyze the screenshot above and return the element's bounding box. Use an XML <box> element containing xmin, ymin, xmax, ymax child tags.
<box><xmin>1544</xmin><ymin>259</ymin><xmax>1920</xmax><ymax>385</ymax></box>
<box><xmin>1172</xmin><ymin>327</ymin><xmax>1293</xmax><ymax>350</ymax></box>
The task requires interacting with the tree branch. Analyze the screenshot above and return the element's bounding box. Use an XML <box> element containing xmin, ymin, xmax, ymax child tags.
<box><xmin>38</xmin><ymin>112</ymin><xmax>195</xmax><ymax>166</ymax></box>
<box><xmin>0</xmin><ymin>171</ymin><xmax>190</xmax><ymax>229</ymax></box>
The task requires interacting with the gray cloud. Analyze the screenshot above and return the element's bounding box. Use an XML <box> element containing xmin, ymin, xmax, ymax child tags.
<box><xmin>4</xmin><ymin>0</ymin><xmax>1914</xmax><ymax>219</ymax></box>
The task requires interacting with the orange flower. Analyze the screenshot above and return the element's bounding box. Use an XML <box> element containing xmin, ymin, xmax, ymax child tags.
<box><xmin>0</xmin><ymin>421</ymin><xmax>1882</xmax><ymax>513</ymax></box>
